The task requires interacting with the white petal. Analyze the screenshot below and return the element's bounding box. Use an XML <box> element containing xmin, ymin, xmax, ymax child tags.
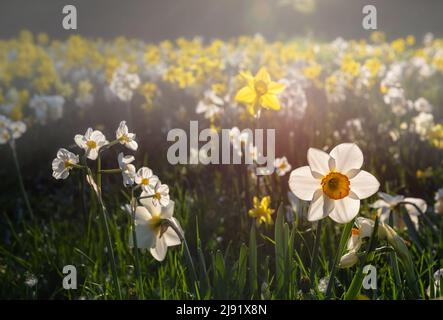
<box><xmin>307</xmin><ymin>148</ymin><xmax>331</xmax><ymax>176</ymax></box>
<box><xmin>307</xmin><ymin>190</ymin><xmax>331</xmax><ymax>221</ymax></box>
<box><xmin>140</xmin><ymin>193</ymin><xmax>161</xmax><ymax>215</ymax></box>
<box><xmin>349</xmin><ymin>170</ymin><xmax>380</xmax><ymax>199</ymax></box>
<box><xmin>162</xmin><ymin>226</ymin><xmax>181</xmax><ymax>247</ymax></box>
<box><xmin>160</xmin><ymin>200</ymin><xmax>175</xmax><ymax>219</ymax></box>
<box><xmin>329</xmin><ymin>143</ymin><xmax>364</xmax><ymax>173</ymax></box>
<box><xmin>150</xmin><ymin>237</ymin><xmax>167</xmax><ymax>261</ymax></box>
<box><xmin>370</xmin><ymin>199</ymin><xmax>389</xmax><ymax>209</ymax></box>
<box><xmin>404</xmin><ymin>197</ymin><xmax>427</xmax><ymax>216</ymax></box>
<box><xmin>288</xmin><ymin>166</ymin><xmax>320</xmax><ymax>201</ymax></box>
<box><xmin>329</xmin><ymin>196</ymin><xmax>361</xmax><ymax>223</ymax></box>
<box><xmin>134</xmin><ymin>205</ymin><xmax>152</xmax><ymax>222</ymax></box>
<box><xmin>130</xmin><ymin>224</ymin><xmax>155</xmax><ymax>249</ymax></box>
<box><xmin>87</xmin><ymin>148</ymin><xmax>98</xmax><ymax>160</ymax></box>
<box><xmin>74</xmin><ymin>135</ymin><xmax>85</xmax><ymax>148</ymax></box>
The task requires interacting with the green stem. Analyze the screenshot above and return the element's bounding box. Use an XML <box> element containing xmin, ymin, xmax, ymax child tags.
<box><xmin>325</xmin><ymin>221</ymin><xmax>353</xmax><ymax>299</ymax></box>
<box><xmin>99</xmin><ymin>169</ymin><xmax>122</xmax><ymax>174</ymax></box>
<box><xmin>166</xmin><ymin>220</ymin><xmax>199</xmax><ymax>294</ymax></box>
<box><xmin>309</xmin><ymin>219</ymin><xmax>323</xmax><ymax>288</ymax></box>
<box><xmin>95</xmin><ymin>157</ymin><xmax>123</xmax><ymax>299</ymax></box>
<box><xmin>10</xmin><ymin>141</ymin><xmax>34</xmax><ymax>220</ymax></box>
<box><xmin>130</xmin><ymin>188</ymin><xmax>145</xmax><ymax>299</ymax></box>
<box><xmin>344</xmin><ymin>216</ymin><xmax>379</xmax><ymax>300</ymax></box>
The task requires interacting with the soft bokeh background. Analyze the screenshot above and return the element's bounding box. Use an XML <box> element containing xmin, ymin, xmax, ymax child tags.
<box><xmin>1</xmin><ymin>0</ymin><xmax>443</xmax><ymax>41</ymax></box>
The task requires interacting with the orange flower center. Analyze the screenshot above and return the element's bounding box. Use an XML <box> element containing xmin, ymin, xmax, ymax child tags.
<box><xmin>86</xmin><ymin>140</ymin><xmax>97</xmax><ymax>149</ymax></box>
<box><xmin>64</xmin><ymin>160</ymin><xmax>72</xmax><ymax>169</ymax></box>
<box><xmin>321</xmin><ymin>171</ymin><xmax>350</xmax><ymax>200</ymax></box>
<box><xmin>154</xmin><ymin>192</ymin><xmax>161</xmax><ymax>200</ymax></box>
<box><xmin>142</xmin><ymin>178</ymin><xmax>149</xmax><ymax>186</ymax></box>
<box><xmin>351</xmin><ymin>228</ymin><xmax>360</xmax><ymax>236</ymax></box>
<box><xmin>254</xmin><ymin>80</ymin><xmax>268</xmax><ymax>96</ymax></box>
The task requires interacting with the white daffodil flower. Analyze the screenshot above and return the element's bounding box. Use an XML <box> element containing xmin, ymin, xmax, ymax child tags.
<box><xmin>151</xmin><ymin>183</ymin><xmax>170</xmax><ymax>207</ymax></box>
<box><xmin>434</xmin><ymin>188</ymin><xmax>443</xmax><ymax>214</ymax></box>
<box><xmin>371</xmin><ymin>192</ymin><xmax>427</xmax><ymax>230</ymax></box>
<box><xmin>196</xmin><ymin>90</ymin><xmax>223</xmax><ymax>119</ymax></box>
<box><xmin>116</xmin><ymin>120</ymin><xmax>138</xmax><ymax>151</ymax></box>
<box><xmin>0</xmin><ymin>128</ymin><xmax>11</xmax><ymax>144</ymax></box>
<box><xmin>52</xmin><ymin>148</ymin><xmax>79</xmax><ymax>180</ymax></box>
<box><xmin>289</xmin><ymin>143</ymin><xmax>380</xmax><ymax>223</ymax></box>
<box><xmin>74</xmin><ymin>128</ymin><xmax>108</xmax><ymax>160</ymax></box>
<box><xmin>109</xmin><ymin>63</ymin><xmax>140</xmax><ymax>102</ymax></box>
<box><xmin>274</xmin><ymin>156</ymin><xmax>292</xmax><ymax>176</ymax></box>
<box><xmin>118</xmin><ymin>152</ymin><xmax>136</xmax><ymax>187</ymax></box>
<box><xmin>9</xmin><ymin>121</ymin><xmax>26</xmax><ymax>139</ymax></box>
<box><xmin>135</xmin><ymin>167</ymin><xmax>159</xmax><ymax>194</ymax></box>
<box><xmin>129</xmin><ymin>198</ymin><xmax>182</xmax><ymax>261</ymax></box>
<box><xmin>427</xmin><ymin>268</ymin><xmax>443</xmax><ymax>298</ymax></box>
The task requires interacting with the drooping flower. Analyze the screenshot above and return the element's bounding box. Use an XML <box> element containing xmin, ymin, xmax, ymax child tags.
<box><xmin>235</xmin><ymin>67</ymin><xmax>285</xmax><ymax>116</ymax></box>
<box><xmin>135</xmin><ymin>167</ymin><xmax>158</xmax><ymax>194</ymax></box>
<box><xmin>289</xmin><ymin>143</ymin><xmax>380</xmax><ymax>223</ymax></box>
<box><xmin>371</xmin><ymin>192</ymin><xmax>427</xmax><ymax>230</ymax></box>
<box><xmin>129</xmin><ymin>197</ymin><xmax>182</xmax><ymax>261</ymax></box>
<box><xmin>116</xmin><ymin>120</ymin><xmax>138</xmax><ymax>151</ymax></box>
<box><xmin>248</xmin><ymin>196</ymin><xmax>275</xmax><ymax>226</ymax></box>
<box><xmin>118</xmin><ymin>152</ymin><xmax>136</xmax><ymax>186</ymax></box>
<box><xmin>339</xmin><ymin>217</ymin><xmax>378</xmax><ymax>268</ymax></box>
<box><xmin>52</xmin><ymin>148</ymin><xmax>79</xmax><ymax>180</ymax></box>
<box><xmin>427</xmin><ymin>268</ymin><xmax>443</xmax><ymax>298</ymax></box>
<box><xmin>274</xmin><ymin>156</ymin><xmax>292</xmax><ymax>176</ymax></box>
<box><xmin>151</xmin><ymin>183</ymin><xmax>170</xmax><ymax>207</ymax></box>
<box><xmin>74</xmin><ymin>128</ymin><xmax>108</xmax><ymax>160</ymax></box>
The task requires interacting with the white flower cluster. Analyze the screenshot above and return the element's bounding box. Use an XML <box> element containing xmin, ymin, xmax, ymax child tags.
<box><xmin>109</xmin><ymin>63</ymin><xmax>141</xmax><ymax>102</ymax></box>
<box><xmin>0</xmin><ymin>115</ymin><xmax>26</xmax><ymax>144</ymax></box>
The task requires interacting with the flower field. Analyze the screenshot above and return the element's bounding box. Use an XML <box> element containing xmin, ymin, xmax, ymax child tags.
<box><xmin>0</xmin><ymin>30</ymin><xmax>442</xmax><ymax>300</ymax></box>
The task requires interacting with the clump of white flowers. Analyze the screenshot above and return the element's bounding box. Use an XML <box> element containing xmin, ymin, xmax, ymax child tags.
<box><xmin>52</xmin><ymin>120</ymin><xmax>182</xmax><ymax>263</ymax></box>
<box><xmin>0</xmin><ymin>115</ymin><xmax>26</xmax><ymax>144</ymax></box>
<box><xmin>109</xmin><ymin>63</ymin><xmax>141</xmax><ymax>102</ymax></box>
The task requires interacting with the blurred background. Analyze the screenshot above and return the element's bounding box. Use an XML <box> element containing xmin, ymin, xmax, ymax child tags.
<box><xmin>1</xmin><ymin>0</ymin><xmax>443</xmax><ymax>41</ymax></box>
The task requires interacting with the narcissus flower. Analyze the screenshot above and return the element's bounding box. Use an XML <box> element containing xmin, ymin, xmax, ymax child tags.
<box><xmin>235</xmin><ymin>67</ymin><xmax>285</xmax><ymax>115</ymax></box>
<box><xmin>135</xmin><ymin>167</ymin><xmax>158</xmax><ymax>194</ymax></box>
<box><xmin>74</xmin><ymin>128</ymin><xmax>108</xmax><ymax>160</ymax></box>
<box><xmin>116</xmin><ymin>120</ymin><xmax>138</xmax><ymax>151</ymax></box>
<box><xmin>151</xmin><ymin>183</ymin><xmax>170</xmax><ymax>207</ymax></box>
<box><xmin>129</xmin><ymin>197</ymin><xmax>182</xmax><ymax>261</ymax></box>
<box><xmin>196</xmin><ymin>90</ymin><xmax>223</xmax><ymax>119</ymax></box>
<box><xmin>289</xmin><ymin>143</ymin><xmax>380</xmax><ymax>223</ymax></box>
<box><xmin>435</xmin><ymin>188</ymin><xmax>443</xmax><ymax>214</ymax></box>
<box><xmin>371</xmin><ymin>192</ymin><xmax>427</xmax><ymax>230</ymax></box>
<box><xmin>52</xmin><ymin>148</ymin><xmax>79</xmax><ymax>180</ymax></box>
<box><xmin>118</xmin><ymin>153</ymin><xmax>136</xmax><ymax>187</ymax></box>
<box><xmin>248</xmin><ymin>196</ymin><xmax>275</xmax><ymax>226</ymax></box>
<box><xmin>274</xmin><ymin>156</ymin><xmax>292</xmax><ymax>176</ymax></box>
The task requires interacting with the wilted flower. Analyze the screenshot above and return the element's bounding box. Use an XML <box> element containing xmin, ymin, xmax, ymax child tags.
<box><xmin>289</xmin><ymin>143</ymin><xmax>380</xmax><ymax>223</ymax></box>
<box><xmin>74</xmin><ymin>128</ymin><xmax>108</xmax><ymax>160</ymax></box>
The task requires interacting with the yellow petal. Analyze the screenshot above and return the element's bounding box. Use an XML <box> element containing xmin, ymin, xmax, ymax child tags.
<box><xmin>260</xmin><ymin>94</ymin><xmax>281</xmax><ymax>111</ymax></box>
<box><xmin>267</xmin><ymin>81</ymin><xmax>286</xmax><ymax>95</ymax></box>
<box><xmin>235</xmin><ymin>86</ymin><xmax>256</xmax><ymax>104</ymax></box>
<box><xmin>255</xmin><ymin>67</ymin><xmax>271</xmax><ymax>83</ymax></box>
